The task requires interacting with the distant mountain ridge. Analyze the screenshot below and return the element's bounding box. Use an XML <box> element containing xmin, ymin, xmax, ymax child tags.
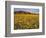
<box><xmin>14</xmin><ymin>8</ymin><xmax>39</xmax><ymax>13</ymax></box>
<box><xmin>14</xmin><ymin>11</ymin><xmax>39</xmax><ymax>15</ymax></box>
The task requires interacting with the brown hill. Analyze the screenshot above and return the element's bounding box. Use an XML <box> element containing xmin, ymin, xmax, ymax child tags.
<box><xmin>14</xmin><ymin>11</ymin><xmax>39</xmax><ymax>15</ymax></box>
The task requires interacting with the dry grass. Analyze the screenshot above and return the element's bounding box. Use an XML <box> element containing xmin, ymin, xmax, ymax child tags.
<box><xmin>14</xmin><ymin>13</ymin><xmax>39</xmax><ymax>29</ymax></box>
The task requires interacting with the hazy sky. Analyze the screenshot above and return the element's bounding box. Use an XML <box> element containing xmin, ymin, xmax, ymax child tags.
<box><xmin>14</xmin><ymin>8</ymin><xmax>39</xmax><ymax>13</ymax></box>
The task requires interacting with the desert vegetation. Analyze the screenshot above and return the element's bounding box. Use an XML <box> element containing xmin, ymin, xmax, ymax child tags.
<box><xmin>14</xmin><ymin>11</ymin><xmax>39</xmax><ymax>30</ymax></box>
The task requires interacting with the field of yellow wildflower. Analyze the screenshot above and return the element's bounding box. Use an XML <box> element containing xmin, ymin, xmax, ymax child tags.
<box><xmin>14</xmin><ymin>13</ymin><xmax>39</xmax><ymax>29</ymax></box>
